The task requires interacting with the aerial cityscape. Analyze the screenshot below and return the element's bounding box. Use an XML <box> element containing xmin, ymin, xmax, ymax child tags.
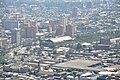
<box><xmin>0</xmin><ymin>0</ymin><xmax>120</xmax><ymax>80</ymax></box>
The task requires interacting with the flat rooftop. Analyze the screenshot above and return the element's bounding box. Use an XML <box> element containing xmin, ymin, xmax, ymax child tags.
<box><xmin>49</xmin><ymin>36</ymin><xmax>72</xmax><ymax>43</ymax></box>
<box><xmin>53</xmin><ymin>59</ymin><xmax>102</xmax><ymax>71</ymax></box>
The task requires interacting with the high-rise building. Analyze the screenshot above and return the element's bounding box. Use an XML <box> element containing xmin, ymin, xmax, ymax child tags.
<box><xmin>11</xmin><ymin>28</ymin><xmax>21</xmax><ymax>46</ymax></box>
<box><xmin>0</xmin><ymin>27</ymin><xmax>3</xmax><ymax>37</ymax></box>
<box><xmin>47</xmin><ymin>25</ymin><xmax>52</xmax><ymax>33</ymax></box>
<box><xmin>49</xmin><ymin>20</ymin><xmax>59</xmax><ymax>32</ymax></box>
<box><xmin>71</xmin><ymin>7</ymin><xmax>78</xmax><ymax>18</ymax></box>
<box><xmin>85</xmin><ymin>1</ymin><xmax>92</xmax><ymax>8</ymax></box>
<box><xmin>59</xmin><ymin>15</ymin><xmax>69</xmax><ymax>33</ymax></box>
<box><xmin>0</xmin><ymin>38</ymin><xmax>8</xmax><ymax>49</ymax></box>
<box><xmin>21</xmin><ymin>20</ymin><xmax>38</xmax><ymax>38</ymax></box>
<box><xmin>65</xmin><ymin>24</ymin><xmax>75</xmax><ymax>37</ymax></box>
<box><xmin>3</xmin><ymin>20</ymin><xmax>19</xmax><ymax>30</ymax></box>
<box><xmin>55</xmin><ymin>25</ymin><xmax>64</xmax><ymax>37</ymax></box>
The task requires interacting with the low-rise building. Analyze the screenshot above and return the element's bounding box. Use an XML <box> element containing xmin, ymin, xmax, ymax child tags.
<box><xmin>42</xmin><ymin>36</ymin><xmax>73</xmax><ymax>47</ymax></box>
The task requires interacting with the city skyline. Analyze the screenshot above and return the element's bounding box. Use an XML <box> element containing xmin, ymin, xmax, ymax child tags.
<box><xmin>0</xmin><ymin>0</ymin><xmax>119</xmax><ymax>80</ymax></box>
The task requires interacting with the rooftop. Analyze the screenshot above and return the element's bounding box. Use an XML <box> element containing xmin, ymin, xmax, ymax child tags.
<box><xmin>48</xmin><ymin>36</ymin><xmax>72</xmax><ymax>43</ymax></box>
<box><xmin>110</xmin><ymin>37</ymin><xmax>120</xmax><ymax>42</ymax></box>
<box><xmin>53</xmin><ymin>59</ymin><xmax>102</xmax><ymax>71</ymax></box>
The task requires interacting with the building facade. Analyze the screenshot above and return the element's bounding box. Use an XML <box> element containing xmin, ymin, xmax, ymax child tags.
<box><xmin>3</xmin><ymin>20</ymin><xmax>19</xmax><ymax>30</ymax></box>
<box><xmin>21</xmin><ymin>20</ymin><xmax>38</xmax><ymax>38</ymax></box>
<box><xmin>11</xmin><ymin>28</ymin><xmax>21</xmax><ymax>46</ymax></box>
<box><xmin>65</xmin><ymin>24</ymin><xmax>75</xmax><ymax>37</ymax></box>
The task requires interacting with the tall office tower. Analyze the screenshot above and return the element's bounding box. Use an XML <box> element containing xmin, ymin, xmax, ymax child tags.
<box><xmin>85</xmin><ymin>1</ymin><xmax>92</xmax><ymax>8</ymax></box>
<box><xmin>0</xmin><ymin>38</ymin><xmax>8</xmax><ymax>49</ymax></box>
<box><xmin>49</xmin><ymin>20</ymin><xmax>59</xmax><ymax>32</ymax></box>
<box><xmin>55</xmin><ymin>25</ymin><xmax>64</xmax><ymax>37</ymax></box>
<box><xmin>59</xmin><ymin>15</ymin><xmax>69</xmax><ymax>33</ymax></box>
<box><xmin>21</xmin><ymin>20</ymin><xmax>38</xmax><ymax>38</ymax></box>
<box><xmin>65</xmin><ymin>24</ymin><xmax>75</xmax><ymax>38</ymax></box>
<box><xmin>104</xmin><ymin>0</ymin><xmax>111</xmax><ymax>9</ymax></box>
<box><xmin>11</xmin><ymin>28</ymin><xmax>21</xmax><ymax>46</ymax></box>
<box><xmin>0</xmin><ymin>27</ymin><xmax>3</xmax><ymax>37</ymax></box>
<box><xmin>71</xmin><ymin>7</ymin><xmax>78</xmax><ymax>18</ymax></box>
<box><xmin>3</xmin><ymin>20</ymin><xmax>19</xmax><ymax>30</ymax></box>
<box><xmin>47</xmin><ymin>25</ymin><xmax>52</xmax><ymax>33</ymax></box>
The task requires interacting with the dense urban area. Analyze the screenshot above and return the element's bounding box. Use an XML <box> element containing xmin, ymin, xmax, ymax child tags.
<box><xmin>0</xmin><ymin>0</ymin><xmax>120</xmax><ymax>80</ymax></box>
